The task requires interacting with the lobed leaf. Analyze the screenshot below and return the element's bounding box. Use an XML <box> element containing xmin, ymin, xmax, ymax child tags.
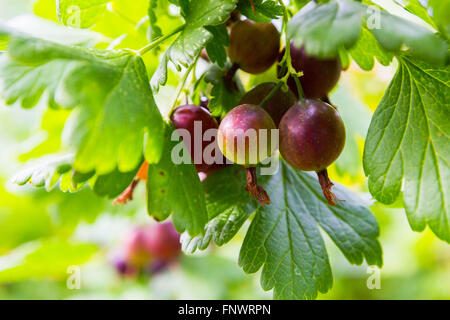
<box><xmin>11</xmin><ymin>154</ymin><xmax>74</xmax><ymax>191</ymax></box>
<box><xmin>239</xmin><ymin>160</ymin><xmax>382</xmax><ymax>300</ymax></box>
<box><xmin>0</xmin><ymin>31</ymin><xmax>165</xmax><ymax>175</ymax></box>
<box><xmin>151</xmin><ymin>0</ymin><xmax>237</xmax><ymax>91</ymax></box>
<box><xmin>203</xmin><ymin>63</ymin><xmax>244</xmax><ymax>117</ymax></box>
<box><xmin>350</xmin><ymin>27</ymin><xmax>393</xmax><ymax>71</ymax></box>
<box><xmin>205</xmin><ymin>24</ymin><xmax>229</xmax><ymax>68</ymax></box>
<box><xmin>237</xmin><ymin>0</ymin><xmax>284</xmax><ymax>22</ymax></box>
<box><xmin>370</xmin><ymin>9</ymin><xmax>448</xmax><ymax>66</ymax></box>
<box><xmin>287</xmin><ymin>0</ymin><xmax>448</xmax><ymax>65</ymax></box>
<box><xmin>147</xmin><ymin>125</ymin><xmax>208</xmax><ymax>236</ymax></box>
<box><xmin>181</xmin><ymin>166</ymin><xmax>258</xmax><ymax>253</ymax></box>
<box><xmin>287</xmin><ymin>0</ymin><xmax>364</xmax><ymax>58</ymax></box>
<box><xmin>364</xmin><ymin>56</ymin><xmax>450</xmax><ymax>242</ymax></box>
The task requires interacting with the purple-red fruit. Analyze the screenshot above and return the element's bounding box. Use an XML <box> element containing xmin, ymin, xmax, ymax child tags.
<box><xmin>279</xmin><ymin>100</ymin><xmax>345</xmax><ymax>172</ymax></box>
<box><xmin>147</xmin><ymin>222</ymin><xmax>181</xmax><ymax>262</ymax></box>
<box><xmin>280</xmin><ymin>42</ymin><xmax>341</xmax><ymax>99</ymax></box>
<box><xmin>112</xmin><ymin>255</ymin><xmax>137</xmax><ymax>277</ymax></box>
<box><xmin>122</xmin><ymin>226</ymin><xmax>153</xmax><ymax>268</ymax></box>
<box><xmin>228</xmin><ymin>20</ymin><xmax>280</xmax><ymax>74</ymax></box>
<box><xmin>171</xmin><ymin>105</ymin><xmax>225</xmax><ymax>174</ymax></box>
<box><xmin>218</xmin><ymin>104</ymin><xmax>277</xmax><ymax>166</ymax></box>
<box><xmin>240</xmin><ymin>82</ymin><xmax>296</xmax><ymax>127</ymax></box>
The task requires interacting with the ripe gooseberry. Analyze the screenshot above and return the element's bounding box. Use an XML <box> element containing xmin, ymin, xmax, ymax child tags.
<box><xmin>279</xmin><ymin>41</ymin><xmax>341</xmax><ymax>99</ymax></box>
<box><xmin>218</xmin><ymin>104</ymin><xmax>277</xmax><ymax>166</ymax></box>
<box><xmin>218</xmin><ymin>104</ymin><xmax>277</xmax><ymax>205</ymax></box>
<box><xmin>228</xmin><ymin>20</ymin><xmax>280</xmax><ymax>74</ymax></box>
<box><xmin>147</xmin><ymin>221</ymin><xmax>181</xmax><ymax>262</ymax></box>
<box><xmin>279</xmin><ymin>99</ymin><xmax>346</xmax><ymax>205</ymax></box>
<box><xmin>114</xmin><ymin>105</ymin><xmax>225</xmax><ymax>205</ymax></box>
<box><xmin>170</xmin><ymin>104</ymin><xmax>226</xmax><ymax>174</ymax></box>
<box><xmin>240</xmin><ymin>82</ymin><xmax>296</xmax><ymax>127</ymax></box>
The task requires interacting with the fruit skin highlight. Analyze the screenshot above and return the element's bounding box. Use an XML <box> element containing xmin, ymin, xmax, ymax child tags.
<box><xmin>170</xmin><ymin>104</ymin><xmax>223</xmax><ymax>174</ymax></box>
<box><xmin>280</xmin><ymin>42</ymin><xmax>341</xmax><ymax>99</ymax></box>
<box><xmin>279</xmin><ymin>99</ymin><xmax>345</xmax><ymax>172</ymax></box>
<box><xmin>228</xmin><ymin>20</ymin><xmax>280</xmax><ymax>74</ymax></box>
<box><xmin>218</xmin><ymin>104</ymin><xmax>277</xmax><ymax>166</ymax></box>
<box><xmin>240</xmin><ymin>82</ymin><xmax>296</xmax><ymax>127</ymax></box>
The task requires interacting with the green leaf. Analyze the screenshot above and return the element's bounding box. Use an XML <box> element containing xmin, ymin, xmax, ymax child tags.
<box><xmin>181</xmin><ymin>166</ymin><xmax>258</xmax><ymax>253</ymax></box>
<box><xmin>287</xmin><ymin>0</ymin><xmax>365</xmax><ymax>58</ymax></box>
<box><xmin>0</xmin><ymin>240</ymin><xmax>97</xmax><ymax>284</ymax></box>
<box><xmin>12</xmin><ymin>154</ymin><xmax>74</xmax><ymax>191</ymax></box>
<box><xmin>364</xmin><ymin>56</ymin><xmax>450</xmax><ymax>242</ymax></box>
<box><xmin>0</xmin><ymin>35</ymin><xmax>7</xmax><ymax>51</ymax></box>
<box><xmin>350</xmin><ymin>27</ymin><xmax>393</xmax><ymax>71</ymax></box>
<box><xmin>239</xmin><ymin>160</ymin><xmax>382</xmax><ymax>300</ymax></box>
<box><xmin>370</xmin><ymin>9</ymin><xmax>448</xmax><ymax>65</ymax></box>
<box><xmin>237</xmin><ymin>0</ymin><xmax>284</xmax><ymax>22</ymax></box>
<box><xmin>147</xmin><ymin>125</ymin><xmax>208</xmax><ymax>236</ymax></box>
<box><xmin>0</xmin><ymin>31</ymin><xmax>165</xmax><ymax>175</ymax></box>
<box><xmin>428</xmin><ymin>0</ymin><xmax>450</xmax><ymax>40</ymax></box>
<box><xmin>287</xmin><ymin>0</ymin><xmax>448</xmax><ymax>65</ymax></box>
<box><xmin>394</xmin><ymin>0</ymin><xmax>438</xmax><ymax>30</ymax></box>
<box><xmin>92</xmin><ymin>165</ymin><xmax>140</xmax><ymax>199</ymax></box>
<box><xmin>151</xmin><ymin>0</ymin><xmax>237</xmax><ymax>91</ymax></box>
<box><xmin>205</xmin><ymin>24</ymin><xmax>229</xmax><ymax>68</ymax></box>
<box><xmin>148</xmin><ymin>0</ymin><xmax>163</xmax><ymax>41</ymax></box>
<box><xmin>57</xmin><ymin>0</ymin><xmax>110</xmax><ymax>28</ymax></box>
<box><xmin>204</xmin><ymin>63</ymin><xmax>244</xmax><ymax>117</ymax></box>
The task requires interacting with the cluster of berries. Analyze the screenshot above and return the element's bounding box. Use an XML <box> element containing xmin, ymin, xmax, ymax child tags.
<box><xmin>116</xmin><ymin>17</ymin><xmax>345</xmax><ymax>207</ymax></box>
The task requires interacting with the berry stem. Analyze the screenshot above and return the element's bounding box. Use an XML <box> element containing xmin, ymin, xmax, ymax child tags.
<box><xmin>277</xmin><ymin>0</ymin><xmax>305</xmax><ymax>102</ymax></box>
<box><xmin>168</xmin><ymin>52</ymin><xmax>201</xmax><ymax>117</ymax></box>
<box><xmin>316</xmin><ymin>169</ymin><xmax>339</xmax><ymax>206</ymax></box>
<box><xmin>138</xmin><ymin>24</ymin><xmax>185</xmax><ymax>56</ymax></box>
<box><xmin>113</xmin><ymin>178</ymin><xmax>140</xmax><ymax>205</ymax></box>
<box><xmin>260</xmin><ymin>81</ymin><xmax>283</xmax><ymax>109</ymax></box>
<box><xmin>245</xmin><ymin>167</ymin><xmax>271</xmax><ymax>206</ymax></box>
<box><xmin>224</xmin><ymin>63</ymin><xmax>240</xmax><ymax>91</ymax></box>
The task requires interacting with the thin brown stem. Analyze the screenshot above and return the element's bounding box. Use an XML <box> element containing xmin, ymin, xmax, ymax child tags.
<box><xmin>224</xmin><ymin>63</ymin><xmax>240</xmax><ymax>92</ymax></box>
<box><xmin>245</xmin><ymin>167</ymin><xmax>271</xmax><ymax>206</ymax></box>
<box><xmin>250</xmin><ymin>0</ymin><xmax>257</xmax><ymax>15</ymax></box>
<box><xmin>113</xmin><ymin>178</ymin><xmax>140</xmax><ymax>205</ymax></box>
<box><xmin>316</xmin><ymin>169</ymin><xmax>340</xmax><ymax>206</ymax></box>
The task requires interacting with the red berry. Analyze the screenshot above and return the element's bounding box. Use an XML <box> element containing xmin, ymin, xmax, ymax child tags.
<box><xmin>228</xmin><ymin>20</ymin><xmax>280</xmax><ymax>74</ymax></box>
<box><xmin>218</xmin><ymin>104</ymin><xmax>277</xmax><ymax>166</ymax></box>
<box><xmin>171</xmin><ymin>105</ymin><xmax>225</xmax><ymax>174</ymax></box>
<box><xmin>147</xmin><ymin>222</ymin><xmax>181</xmax><ymax>262</ymax></box>
<box><xmin>111</xmin><ymin>254</ymin><xmax>137</xmax><ymax>277</ymax></box>
<box><xmin>279</xmin><ymin>42</ymin><xmax>341</xmax><ymax>99</ymax></box>
<box><xmin>122</xmin><ymin>226</ymin><xmax>153</xmax><ymax>268</ymax></box>
<box><xmin>279</xmin><ymin>99</ymin><xmax>345</xmax><ymax>172</ymax></box>
<box><xmin>240</xmin><ymin>82</ymin><xmax>296</xmax><ymax>127</ymax></box>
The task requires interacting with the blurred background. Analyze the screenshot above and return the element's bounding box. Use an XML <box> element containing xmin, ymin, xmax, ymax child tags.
<box><xmin>0</xmin><ymin>0</ymin><xmax>449</xmax><ymax>300</ymax></box>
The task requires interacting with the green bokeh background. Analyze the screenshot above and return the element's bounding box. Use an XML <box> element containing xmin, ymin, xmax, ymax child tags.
<box><xmin>0</xmin><ymin>0</ymin><xmax>449</xmax><ymax>300</ymax></box>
